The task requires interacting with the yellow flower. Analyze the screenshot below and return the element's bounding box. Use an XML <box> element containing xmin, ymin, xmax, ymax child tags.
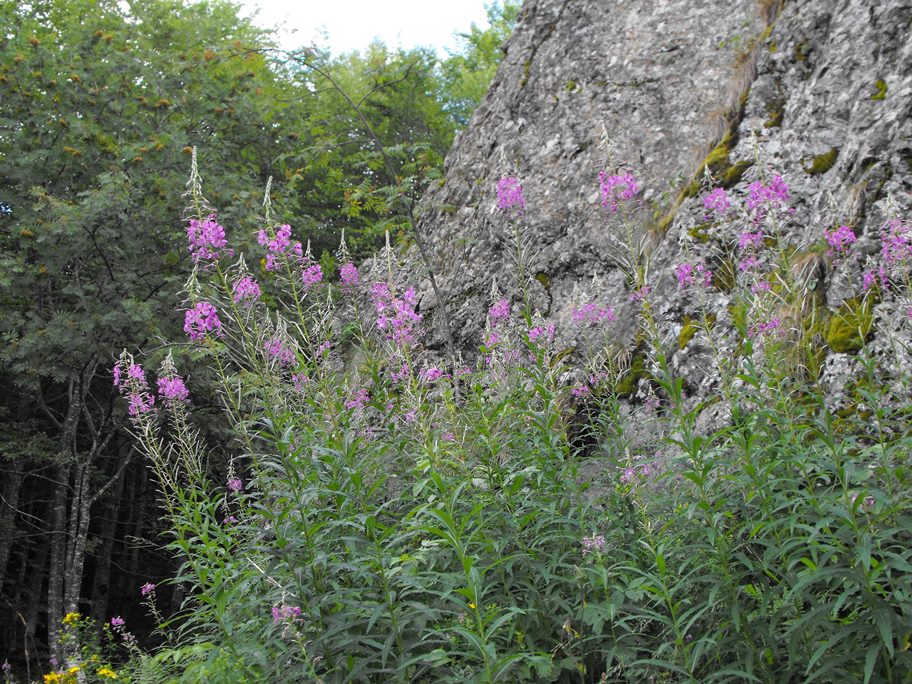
<box><xmin>62</xmin><ymin>612</ymin><xmax>80</xmax><ymax>626</ymax></box>
<box><xmin>468</xmin><ymin>602</ymin><xmax>476</xmax><ymax>610</ymax></box>
<box><xmin>97</xmin><ymin>666</ymin><xmax>118</xmax><ymax>679</ymax></box>
<box><xmin>43</xmin><ymin>673</ymin><xmax>61</xmax><ymax>684</ymax></box>
<box><xmin>67</xmin><ymin>665</ymin><xmax>80</xmax><ymax>674</ymax></box>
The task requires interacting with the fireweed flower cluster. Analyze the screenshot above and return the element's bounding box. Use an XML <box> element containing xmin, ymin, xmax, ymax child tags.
<box><xmin>528</xmin><ymin>323</ymin><xmax>556</xmax><ymax>344</ymax></box>
<box><xmin>824</xmin><ymin>224</ymin><xmax>857</xmax><ymax>255</ymax></box>
<box><xmin>488</xmin><ymin>298</ymin><xmax>511</xmax><ymax>325</ymax></box>
<box><xmin>629</xmin><ymin>284</ymin><xmax>651</xmax><ymax>303</ymax></box>
<box><xmin>301</xmin><ymin>261</ymin><xmax>323</xmax><ymax>290</ymax></box>
<box><xmin>581</xmin><ymin>535</ymin><xmax>607</xmax><ymax>554</ymax></box>
<box><xmin>264</xmin><ymin>337</ymin><xmax>295</xmax><ymax>367</ymax></box>
<box><xmin>675</xmin><ymin>262</ymin><xmax>713</xmax><ymax>289</ymax></box>
<box><xmin>140</xmin><ymin>582</ymin><xmax>156</xmax><ymax>596</ymax></box>
<box><xmin>186</xmin><ymin>214</ymin><xmax>232</xmax><ymax>264</ymax></box>
<box><xmin>339</xmin><ymin>262</ymin><xmax>360</xmax><ymax>289</ymax></box>
<box><xmin>227</xmin><ymin>478</ymin><xmax>243</xmax><ymax>493</ymax></box>
<box><xmin>496</xmin><ymin>177</ymin><xmax>525</xmax><ymax>213</ymax></box>
<box><xmin>703</xmin><ymin>187</ymin><xmax>731</xmax><ymax>218</ymax></box>
<box><xmin>232</xmin><ymin>276</ymin><xmax>261</xmax><ymax>305</ymax></box>
<box><xmin>113</xmin><ymin>357</ymin><xmax>156</xmax><ymax>418</ymax></box>
<box><xmin>371</xmin><ymin>283</ymin><xmax>422</xmax><ymax>344</ymax></box>
<box><xmin>419</xmin><ymin>367</ymin><xmax>445</xmax><ymax>383</ymax></box>
<box><xmin>598</xmin><ymin>170</ymin><xmax>639</xmax><ymax>212</ymax></box>
<box><xmin>749</xmin><ymin>317</ymin><xmax>783</xmax><ymax>339</ymax></box>
<box><xmin>184</xmin><ymin>301</ymin><xmax>222</xmax><ymax>341</ymax></box>
<box><xmin>745</xmin><ymin>175</ymin><xmax>792</xmax><ymax>221</ymax></box>
<box><xmin>880</xmin><ymin>217</ymin><xmax>912</xmax><ymax>270</ymax></box>
<box><xmin>571</xmin><ymin>302</ymin><xmax>615</xmax><ymax>326</ymax></box>
<box><xmin>272</xmin><ymin>605</ymin><xmax>302</xmax><ymax>624</ymax></box>
<box><xmin>157</xmin><ymin>375</ymin><xmax>189</xmax><ymax>407</ymax></box>
<box><xmin>258</xmin><ymin>224</ymin><xmax>303</xmax><ymax>271</ymax></box>
<box><xmin>345</xmin><ymin>389</ymin><xmax>370</xmax><ymax>410</ymax></box>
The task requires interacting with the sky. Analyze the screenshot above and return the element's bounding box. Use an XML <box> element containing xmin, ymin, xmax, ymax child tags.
<box><xmin>236</xmin><ymin>0</ymin><xmax>494</xmax><ymax>56</ymax></box>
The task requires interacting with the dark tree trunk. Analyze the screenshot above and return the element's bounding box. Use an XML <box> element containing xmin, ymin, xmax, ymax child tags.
<box><xmin>90</xmin><ymin>450</ymin><xmax>126</xmax><ymax>623</ymax></box>
<box><xmin>0</xmin><ymin>461</ymin><xmax>23</xmax><ymax>596</ymax></box>
<box><xmin>46</xmin><ymin>463</ymin><xmax>71</xmax><ymax>661</ymax></box>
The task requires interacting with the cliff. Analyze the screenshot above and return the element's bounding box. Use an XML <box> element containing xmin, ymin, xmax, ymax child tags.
<box><xmin>399</xmin><ymin>0</ymin><xmax>912</xmax><ymax>409</ymax></box>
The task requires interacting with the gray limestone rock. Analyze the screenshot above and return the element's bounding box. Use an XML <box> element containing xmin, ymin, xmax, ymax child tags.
<box><xmin>380</xmin><ymin>0</ymin><xmax>912</xmax><ymax>418</ymax></box>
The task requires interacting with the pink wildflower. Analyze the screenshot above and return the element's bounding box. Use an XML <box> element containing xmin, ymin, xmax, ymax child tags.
<box><xmin>110</xmin><ymin>616</ymin><xmax>125</xmax><ymax>628</ymax></box>
<box><xmin>571</xmin><ymin>302</ymin><xmax>615</xmax><ymax>325</ymax></box>
<box><xmin>528</xmin><ymin>323</ymin><xmax>556</xmax><ymax>344</ymax></box>
<box><xmin>676</xmin><ymin>262</ymin><xmax>712</xmax><ymax>289</ymax></box>
<box><xmin>488</xmin><ymin>298</ymin><xmax>511</xmax><ymax>325</ymax></box>
<box><xmin>703</xmin><ymin>187</ymin><xmax>731</xmax><ymax>217</ymax></box>
<box><xmin>824</xmin><ymin>225</ymin><xmax>857</xmax><ymax>254</ymax></box>
<box><xmin>157</xmin><ymin>375</ymin><xmax>189</xmax><ymax>406</ymax></box>
<box><xmin>187</xmin><ymin>214</ymin><xmax>231</xmax><ymax>264</ymax></box>
<box><xmin>272</xmin><ymin>605</ymin><xmax>302</xmax><ymax>624</ymax></box>
<box><xmin>339</xmin><ymin>262</ymin><xmax>359</xmax><ymax>289</ymax></box>
<box><xmin>264</xmin><ymin>338</ymin><xmax>295</xmax><ymax>367</ymax></box>
<box><xmin>571</xmin><ymin>386</ymin><xmax>589</xmax><ymax>398</ymax></box>
<box><xmin>183</xmin><ymin>302</ymin><xmax>222</xmax><ymax>341</ymax></box>
<box><xmin>749</xmin><ymin>318</ymin><xmax>783</xmax><ymax>339</ymax></box>
<box><xmin>738</xmin><ymin>231</ymin><xmax>765</xmax><ymax>251</ymax></box>
<box><xmin>496</xmin><ymin>177</ymin><xmax>525</xmax><ymax>213</ymax></box>
<box><xmin>629</xmin><ymin>285</ymin><xmax>651</xmax><ymax>302</ymax></box>
<box><xmin>441</xmin><ymin>432</ymin><xmax>456</xmax><ymax>442</ymax></box>
<box><xmin>880</xmin><ymin>218</ymin><xmax>912</xmax><ymax>266</ymax></box>
<box><xmin>227</xmin><ymin>478</ymin><xmax>243</xmax><ymax>493</ymax></box>
<box><xmin>598</xmin><ymin>171</ymin><xmax>639</xmax><ymax>212</ymax></box>
<box><xmin>345</xmin><ymin>389</ymin><xmax>370</xmax><ymax>410</ymax></box>
<box><xmin>420</xmin><ymin>367</ymin><xmax>445</xmax><ymax>383</ymax></box>
<box><xmin>581</xmin><ymin>535</ymin><xmax>607</xmax><ymax>554</ymax></box>
<box><xmin>140</xmin><ymin>583</ymin><xmax>155</xmax><ymax>596</ymax></box>
<box><xmin>258</xmin><ymin>224</ymin><xmax>302</xmax><ymax>271</ymax></box>
<box><xmin>301</xmin><ymin>262</ymin><xmax>323</xmax><ymax>290</ymax></box>
<box><xmin>232</xmin><ymin>276</ymin><xmax>261</xmax><ymax>305</ymax></box>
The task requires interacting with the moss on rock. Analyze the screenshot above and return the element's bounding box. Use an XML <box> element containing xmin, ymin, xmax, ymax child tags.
<box><xmin>825</xmin><ymin>297</ymin><xmax>873</xmax><ymax>353</ymax></box>
<box><xmin>804</xmin><ymin>147</ymin><xmax>839</xmax><ymax>175</ymax></box>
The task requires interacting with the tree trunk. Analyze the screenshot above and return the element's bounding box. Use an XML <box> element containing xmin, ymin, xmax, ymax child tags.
<box><xmin>46</xmin><ymin>464</ymin><xmax>70</xmax><ymax>661</ymax></box>
<box><xmin>90</xmin><ymin>454</ymin><xmax>126</xmax><ymax>623</ymax></box>
<box><xmin>0</xmin><ymin>461</ymin><xmax>23</xmax><ymax>596</ymax></box>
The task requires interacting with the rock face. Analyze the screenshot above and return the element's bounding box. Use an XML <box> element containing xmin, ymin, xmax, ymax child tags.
<box><xmin>402</xmin><ymin>0</ymin><xmax>912</xmax><ymax>402</ymax></box>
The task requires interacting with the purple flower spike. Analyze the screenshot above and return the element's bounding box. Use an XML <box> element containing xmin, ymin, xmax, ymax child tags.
<box><xmin>496</xmin><ymin>177</ymin><xmax>525</xmax><ymax>213</ymax></box>
<box><xmin>598</xmin><ymin>171</ymin><xmax>639</xmax><ymax>212</ymax></box>
<box><xmin>140</xmin><ymin>582</ymin><xmax>156</xmax><ymax>596</ymax></box>
<box><xmin>184</xmin><ymin>301</ymin><xmax>222</xmax><ymax>341</ymax></box>
<box><xmin>233</xmin><ymin>276</ymin><xmax>261</xmax><ymax>305</ymax></box>
<box><xmin>187</xmin><ymin>214</ymin><xmax>231</xmax><ymax>264</ymax></box>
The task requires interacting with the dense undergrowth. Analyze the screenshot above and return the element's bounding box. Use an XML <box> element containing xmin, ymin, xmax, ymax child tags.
<box><xmin>31</xmin><ymin>145</ymin><xmax>912</xmax><ymax>684</ymax></box>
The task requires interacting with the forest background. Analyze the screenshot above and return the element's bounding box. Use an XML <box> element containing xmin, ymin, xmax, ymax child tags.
<box><xmin>0</xmin><ymin>0</ymin><xmax>518</xmax><ymax>666</ymax></box>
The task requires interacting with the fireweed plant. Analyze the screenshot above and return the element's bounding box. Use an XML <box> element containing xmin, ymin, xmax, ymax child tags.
<box><xmin>99</xmin><ymin>149</ymin><xmax>912</xmax><ymax>684</ymax></box>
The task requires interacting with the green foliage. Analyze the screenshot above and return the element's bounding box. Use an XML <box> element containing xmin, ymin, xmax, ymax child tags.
<box><xmin>826</xmin><ymin>297</ymin><xmax>874</xmax><ymax>353</ymax></box>
<box><xmin>436</xmin><ymin>2</ymin><xmax>521</xmax><ymax>127</ymax></box>
<box><xmin>110</xmin><ymin>156</ymin><xmax>912</xmax><ymax>683</ymax></box>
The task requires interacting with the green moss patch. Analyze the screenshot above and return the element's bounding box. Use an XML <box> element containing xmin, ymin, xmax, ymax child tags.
<box><xmin>804</xmin><ymin>148</ymin><xmax>839</xmax><ymax>175</ymax></box>
<box><xmin>825</xmin><ymin>297</ymin><xmax>873</xmax><ymax>353</ymax></box>
<box><xmin>871</xmin><ymin>78</ymin><xmax>887</xmax><ymax>101</ymax></box>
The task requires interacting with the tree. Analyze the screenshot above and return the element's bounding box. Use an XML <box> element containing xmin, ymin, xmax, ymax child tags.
<box><xmin>0</xmin><ymin>0</ymin><xmax>294</xmax><ymax>661</ymax></box>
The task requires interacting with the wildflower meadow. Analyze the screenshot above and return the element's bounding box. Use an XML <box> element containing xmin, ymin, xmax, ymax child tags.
<box><xmin>28</xmin><ymin>145</ymin><xmax>912</xmax><ymax>684</ymax></box>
